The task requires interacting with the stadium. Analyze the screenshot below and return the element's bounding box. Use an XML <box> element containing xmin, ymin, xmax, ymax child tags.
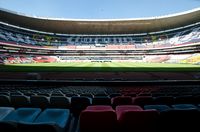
<box><xmin>0</xmin><ymin>1</ymin><xmax>200</xmax><ymax>132</ymax></box>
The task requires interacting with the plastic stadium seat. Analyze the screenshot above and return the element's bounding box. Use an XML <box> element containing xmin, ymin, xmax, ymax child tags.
<box><xmin>153</xmin><ymin>96</ymin><xmax>174</xmax><ymax>105</ymax></box>
<box><xmin>37</xmin><ymin>93</ymin><xmax>51</xmax><ymax>97</ymax></box>
<box><xmin>65</xmin><ymin>93</ymin><xmax>79</xmax><ymax>97</ymax></box>
<box><xmin>0</xmin><ymin>107</ymin><xmax>15</xmax><ymax>120</ymax></box>
<box><xmin>85</xmin><ymin>105</ymin><xmax>114</xmax><ymax>111</ymax></box>
<box><xmin>80</xmin><ymin>94</ymin><xmax>94</xmax><ymax>98</ymax></box>
<box><xmin>2</xmin><ymin>108</ymin><xmax>41</xmax><ymax>123</ymax></box>
<box><xmin>50</xmin><ymin>96</ymin><xmax>70</xmax><ymax>109</ymax></box>
<box><xmin>116</xmin><ymin>105</ymin><xmax>159</xmax><ymax>132</ymax></box>
<box><xmin>116</xmin><ymin>105</ymin><xmax>143</xmax><ymax>120</ymax></box>
<box><xmin>23</xmin><ymin>92</ymin><xmax>36</xmax><ymax>96</ymax></box>
<box><xmin>144</xmin><ymin>105</ymin><xmax>171</xmax><ymax>112</ymax></box>
<box><xmin>71</xmin><ymin>96</ymin><xmax>92</xmax><ymax>116</ymax></box>
<box><xmin>167</xmin><ymin>93</ymin><xmax>179</xmax><ymax>97</ymax></box>
<box><xmin>94</xmin><ymin>93</ymin><xmax>108</xmax><ymax>97</ymax></box>
<box><xmin>80</xmin><ymin>105</ymin><xmax>117</xmax><ymax>132</ymax></box>
<box><xmin>159</xmin><ymin>108</ymin><xmax>199</xmax><ymax>132</ymax></box>
<box><xmin>30</xmin><ymin>95</ymin><xmax>50</xmax><ymax>109</ymax></box>
<box><xmin>0</xmin><ymin>95</ymin><xmax>11</xmax><ymax>107</ymax></box>
<box><xmin>123</xmin><ymin>93</ymin><xmax>137</xmax><ymax>97</ymax></box>
<box><xmin>133</xmin><ymin>96</ymin><xmax>154</xmax><ymax>107</ymax></box>
<box><xmin>10</xmin><ymin>92</ymin><xmax>23</xmax><ymax>96</ymax></box>
<box><xmin>109</xmin><ymin>93</ymin><xmax>121</xmax><ymax>98</ymax></box>
<box><xmin>111</xmin><ymin>96</ymin><xmax>132</xmax><ymax>108</ymax></box>
<box><xmin>0</xmin><ymin>92</ymin><xmax>9</xmax><ymax>96</ymax></box>
<box><xmin>92</xmin><ymin>96</ymin><xmax>111</xmax><ymax>105</ymax></box>
<box><xmin>51</xmin><ymin>93</ymin><xmax>64</xmax><ymax>97</ymax></box>
<box><xmin>138</xmin><ymin>93</ymin><xmax>152</xmax><ymax>96</ymax></box>
<box><xmin>151</xmin><ymin>93</ymin><xmax>165</xmax><ymax>97</ymax></box>
<box><xmin>172</xmin><ymin>104</ymin><xmax>197</xmax><ymax>110</ymax></box>
<box><xmin>10</xmin><ymin>95</ymin><xmax>30</xmax><ymax>108</ymax></box>
<box><xmin>174</xmin><ymin>95</ymin><xmax>195</xmax><ymax>104</ymax></box>
<box><xmin>20</xmin><ymin>108</ymin><xmax>70</xmax><ymax>132</ymax></box>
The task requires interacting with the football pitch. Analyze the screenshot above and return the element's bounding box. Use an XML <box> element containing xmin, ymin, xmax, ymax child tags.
<box><xmin>0</xmin><ymin>62</ymin><xmax>200</xmax><ymax>72</ymax></box>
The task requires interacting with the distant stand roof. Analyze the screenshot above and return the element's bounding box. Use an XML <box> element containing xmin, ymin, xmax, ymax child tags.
<box><xmin>0</xmin><ymin>8</ymin><xmax>200</xmax><ymax>34</ymax></box>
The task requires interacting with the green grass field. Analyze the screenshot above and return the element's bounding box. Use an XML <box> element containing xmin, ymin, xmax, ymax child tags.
<box><xmin>0</xmin><ymin>62</ymin><xmax>200</xmax><ymax>72</ymax></box>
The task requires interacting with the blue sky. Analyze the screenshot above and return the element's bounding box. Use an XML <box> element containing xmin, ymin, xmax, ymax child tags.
<box><xmin>0</xmin><ymin>0</ymin><xmax>200</xmax><ymax>19</ymax></box>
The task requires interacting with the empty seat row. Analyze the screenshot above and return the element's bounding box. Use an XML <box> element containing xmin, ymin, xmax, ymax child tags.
<box><xmin>1</xmin><ymin>95</ymin><xmax>199</xmax><ymax>115</ymax></box>
<box><xmin>113</xmin><ymin>95</ymin><xmax>200</xmax><ymax>107</ymax></box>
<box><xmin>1</xmin><ymin>84</ymin><xmax>200</xmax><ymax>98</ymax></box>
<box><xmin>0</xmin><ymin>107</ymin><xmax>71</xmax><ymax>132</ymax></box>
<box><xmin>0</xmin><ymin>95</ymin><xmax>70</xmax><ymax>109</ymax></box>
<box><xmin>79</xmin><ymin>105</ymin><xmax>200</xmax><ymax>132</ymax></box>
<box><xmin>80</xmin><ymin>105</ymin><xmax>159</xmax><ymax>132</ymax></box>
<box><xmin>1</xmin><ymin>87</ymin><xmax>200</xmax><ymax>98</ymax></box>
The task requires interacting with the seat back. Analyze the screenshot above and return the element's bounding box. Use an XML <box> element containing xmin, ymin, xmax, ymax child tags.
<box><xmin>71</xmin><ymin>96</ymin><xmax>91</xmax><ymax>116</ymax></box>
<box><xmin>80</xmin><ymin>106</ymin><xmax>117</xmax><ymax>132</ymax></box>
<box><xmin>154</xmin><ymin>96</ymin><xmax>174</xmax><ymax>105</ymax></box>
<box><xmin>0</xmin><ymin>107</ymin><xmax>15</xmax><ymax>120</ymax></box>
<box><xmin>111</xmin><ymin>96</ymin><xmax>132</xmax><ymax>108</ymax></box>
<box><xmin>117</xmin><ymin>110</ymin><xmax>159</xmax><ymax>132</ymax></box>
<box><xmin>18</xmin><ymin>122</ymin><xmax>60</xmax><ymax>132</ymax></box>
<box><xmin>10</xmin><ymin>95</ymin><xmax>30</xmax><ymax>108</ymax></box>
<box><xmin>92</xmin><ymin>96</ymin><xmax>111</xmax><ymax>105</ymax></box>
<box><xmin>0</xmin><ymin>95</ymin><xmax>11</xmax><ymax>107</ymax></box>
<box><xmin>133</xmin><ymin>96</ymin><xmax>154</xmax><ymax>107</ymax></box>
<box><xmin>160</xmin><ymin>109</ymin><xmax>199</xmax><ymax>132</ymax></box>
<box><xmin>50</xmin><ymin>96</ymin><xmax>70</xmax><ymax>109</ymax></box>
<box><xmin>2</xmin><ymin>108</ymin><xmax>41</xmax><ymax>123</ymax></box>
<box><xmin>144</xmin><ymin>105</ymin><xmax>171</xmax><ymax>112</ymax></box>
<box><xmin>18</xmin><ymin>108</ymin><xmax>70</xmax><ymax>132</ymax></box>
<box><xmin>30</xmin><ymin>95</ymin><xmax>50</xmax><ymax>109</ymax></box>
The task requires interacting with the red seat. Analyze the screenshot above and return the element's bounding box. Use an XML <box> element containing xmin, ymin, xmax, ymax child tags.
<box><xmin>86</xmin><ymin>105</ymin><xmax>113</xmax><ymax>111</ymax></box>
<box><xmin>116</xmin><ymin>105</ymin><xmax>143</xmax><ymax>120</ymax></box>
<box><xmin>116</xmin><ymin>105</ymin><xmax>159</xmax><ymax>132</ymax></box>
<box><xmin>79</xmin><ymin>105</ymin><xmax>117</xmax><ymax>132</ymax></box>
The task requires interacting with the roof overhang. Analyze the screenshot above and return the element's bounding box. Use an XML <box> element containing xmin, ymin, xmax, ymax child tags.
<box><xmin>0</xmin><ymin>8</ymin><xmax>200</xmax><ymax>34</ymax></box>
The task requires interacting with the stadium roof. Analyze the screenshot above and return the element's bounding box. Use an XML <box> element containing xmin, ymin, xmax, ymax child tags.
<box><xmin>1</xmin><ymin>8</ymin><xmax>200</xmax><ymax>35</ymax></box>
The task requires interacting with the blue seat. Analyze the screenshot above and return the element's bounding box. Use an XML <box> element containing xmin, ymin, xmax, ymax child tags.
<box><xmin>18</xmin><ymin>108</ymin><xmax>71</xmax><ymax>132</ymax></box>
<box><xmin>2</xmin><ymin>108</ymin><xmax>41</xmax><ymax>123</ymax></box>
<box><xmin>144</xmin><ymin>105</ymin><xmax>171</xmax><ymax>112</ymax></box>
<box><xmin>172</xmin><ymin>104</ymin><xmax>197</xmax><ymax>110</ymax></box>
<box><xmin>35</xmin><ymin>109</ymin><xmax>70</xmax><ymax>128</ymax></box>
<box><xmin>0</xmin><ymin>107</ymin><xmax>15</xmax><ymax>120</ymax></box>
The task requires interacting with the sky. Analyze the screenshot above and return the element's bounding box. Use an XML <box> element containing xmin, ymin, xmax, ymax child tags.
<box><xmin>0</xmin><ymin>0</ymin><xmax>200</xmax><ymax>19</ymax></box>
